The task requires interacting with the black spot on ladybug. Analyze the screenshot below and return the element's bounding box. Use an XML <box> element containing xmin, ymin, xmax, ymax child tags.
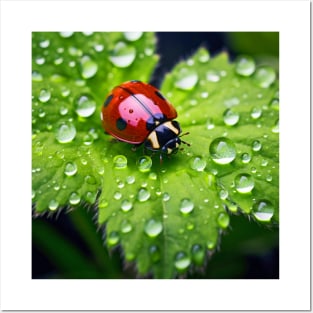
<box><xmin>116</xmin><ymin>117</ymin><xmax>127</xmax><ymax>130</ymax></box>
<box><xmin>155</xmin><ymin>91</ymin><xmax>166</xmax><ymax>101</ymax></box>
<box><xmin>146</xmin><ymin>113</ymin><xmax>166</xmax><ymax>131</ymax></box>
<box><xmin>129</xmin><ymin>109</ymin><xmax>134</xmax><ymax>113</ymax></box>
<box><xmin>104</xmin><ymin>94</ymin><xmax>113</xmax><ymax>107</ymax></box>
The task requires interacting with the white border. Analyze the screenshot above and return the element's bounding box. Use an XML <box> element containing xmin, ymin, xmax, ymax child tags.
<box><xmin>0</xmin><ymin>0</ymin><xmax>311</xmax><ymax>310</ymax></box>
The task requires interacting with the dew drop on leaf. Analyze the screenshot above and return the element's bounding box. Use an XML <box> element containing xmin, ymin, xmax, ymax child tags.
<box><xmin>113</xmin><ymin>191</ymin><xmax>122</xmax><ymax>200</ymax></box>
<box><xmin>197</xmin><ymin>49</ymin><xmax>210</xmax><ymax>63</ymax></box>
<box><xmin>48</xmin><ymin>199</ymin><xmax>58</xmax><ymax>211</ymax></box>
<box><xmin>109</xmin><ymin>41</ymin><xmax>136</xmax><ymax>68</ymax></box>
<box><xmin>123</xmin><ymin>32</ymin><xmax>143</xmax><ymax>41</ymax></box>
<box><xmin>179</xmin><ymin>198</ymin><xmax>194</xmax><ymax>214</ymax></box>
<box><xmin>69</xmin><ymin>192</ymin><xmax>81</xmax><ymax>205</ymax></box>
<box><xmin>149</xmin><ymin>245</ymin><xmax>161</xmax><ymax>262</ymax></box>
<box><xmin>55</xmin><ymin>122</ymin><xmax>76</xmax><ymax>143</ymax></box>
<box><xmin>223</xmin><ymin>108</ymin><xmax>240</xmax><ymax>126</ymax></box>
<box><xmin>144</xmin><ymin>219</ymin><xmax>163</xmax><ymax>238</ymax></box>
<box><xmin>126</xmin><ymin>175</ymin><xmax>135</xmax><ymax>184</ymax></box>
<box><xmin>190</xmin><ymin>156</ymin><xmax>207</xmax><ymax>172</ymax></box>
<box><xmin>235</xmin><ymin>55</ymin><xmax>256</xmax><ymax>76</ymax></box>
<box><xmin>174</xmin><ymin>252</ymin><xmax>191</xmax><ymax>271</ymax></box>
<box><xmin>107</xmin><ymin>231</ymin><xmax>120</xmax><ymax>246</ymax></box>
<box><xmin>84</xmin><ymin>175</ymin><xmax>96</xmax><ymax>185</ymax></box>
<box><xmin>217</xmin><ymin>212</ymin><xmax>230</xmax><ymax>229</ymax></box>
<box><xmin>80</xmin><ymin>55</ymin><xmax>98</xmax><ymax>79</ymax></box>
<box><xmin>120</xmin><ymin>219</ymin><xmax>133</xmax><ymax>233</ymax></box>
<box><xmin>64</xmin><ymin>162</ymin><xmax>78</xmax><ymax>176</ymax></box>
<box><xmin>38</xmin><ymin>89</ymin><xmax>51</xmax><ymax>103</ymax></box>
<box><xmin>252</xmin><ymin>140</ymin><xmax>262</xmax><ymax>152</ymax></box>
<box><xmin>250</xmin><ymin>107</ymin><xmax>262</xmax><ymax>119</ymax></box>
<box><xmin>113</xmin><ymin>155</ymin><xmax>128</xmax><ymax>169</ymax></box>
<box><xmin>234</xmin><ymin>173</ymin><xmax>255</xmax><ymax>193</ymax></box>
<box><xmin>85</xmin><ymin>191</ymin><xmax>97</xmax><ymax>203</ymax></box>
<box><xmin>137</xmin><ymin>188</ymin><xmax>150</xmax><ymax>202</ymax></box>
<box><xmin>241</xmin><ymin>152</ymin><xmax>251</xmax><ymax>164</ymax></box>
<box><xmin>121</xmin><ymin>199</ymin><xmax>133</xmax><ymax>212</ymax></box>
<box><xmin>209</xmin><ymin>137</ymin><xmax>237</xmax><ymax>164</ymax></box>
<box><xmin>174</xmin><ymin>68</ymin><xmax>198</xmax><ymax>90</ymax></box>
<box><xmin>75</xmin><ymin>94</ymin><xmax>96</xmax><ymax>118</ymax></box>
<box><xmin>32</xmin><ymin>71</ymin><xmax>43</xmax><ymax>82</ymax></box>
<box><xmin>269</xmin><ymin>98</ymin><xmax>279</xmax><ymax>110</ymax></box>
<box><xmin>191</xmin><ymin>244</ymin><xmax>205</xmax><ymax>265</ymax></box>
<box><xmin>137</xmin><ymin>155</ymin><xmax>152</xmax><ymax>172</ymax></box>
<box><xmin>272</xmin><ymin>119</ymin><xmax>279</xmax><ymax>133</ymax></box>
<box><xmin>253</xmin><ymin>66</ymin><xmax>276</xmax><ymax>88</ymax></box>
<box><xmin>59</xmin><ymin>32</ymin><xmax>74</xmax><ymax>38</ymax></box>
<box><xmin>252</xmin><ymin>200</ymin><xmax>274</xmax><ymax>222</ymax></box>
<box><xmin>206</xmin><ymin>70</ymin><xmax>220</xmax><ymax>82</ymax></box>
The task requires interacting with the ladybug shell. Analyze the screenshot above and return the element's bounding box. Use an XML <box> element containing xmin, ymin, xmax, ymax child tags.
<box><xmin>101</xmin><ymin>81</ymin><xmax>177</xmax><ymax>144</ymax></box>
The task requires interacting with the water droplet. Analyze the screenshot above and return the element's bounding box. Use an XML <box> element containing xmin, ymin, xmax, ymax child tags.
<box><xmin>85</xmin><ymin>175</ymin><xmax>96</xmax><ymax>185</ymax></box>
<box><xmin>59</xmin><ymin>31</ymin><xmax>73</xmax><ymax>38</ymax></box>
<box><xmin>252</xmin><ymin>140</ymin><xmax>262</xmax><ymax>152</ymax></box>
<box><xmin>144</xmin><ymin>219</ymin><xmax>163</xmax><ymax>238</ymax></box>
<box><xmin>241</xmin><ymin>152</ymin><xmax>251</xmax><ymax>163</ymax></box>
<box><xmin>234</xmin><ymin>173</ymin><xmax>255</xmax><ymax>193</ymax></box>
<box><xmin>56</xmin><ymin>122</ymin><xmax>76</xmax><ymax>143</ymax></box>
<box><xmin>137</xmin><ymin>188</ymin><xmax>150</xmax><ymax>202</ymax></box>
<box><xmin>206</xmin><ymin>117</ymin><xmax>215</xmax><ymax>130</ymax></box>
<box><xmin>269</xmin><ymin>98</ymin><xmax>279</xmax><ymax>110</ymax></box>
<box><xmin>75</xmin><ymin>94</ymin><xmax>96</xmax><ymax>118</ymax></box>
<box><xmin>198</xmin><ymin>49</ymin><xmax>210</xmax><ymax>63</ymax></box>
<box><xmin>124</xmin><ymin>32</ymin><xmax>143</xmax><ymax>41</ymax></box>
<box><xmin>250</xmin><ymin>107</ymin><xmax>262</xmax><ymax>119</ymax></box>
<box><xmin>179</xmin><ymin>198</ymin><xmax>194</xmax><ymax>214</ymax></box>
<box><xmin>126</xmin><ymin>175</ymin><xmax>135</xmax><ymax>184</ymax></box>
<box><xmin>85</xmin><ymin>191</ymin><xmax>97</xmax><ymax>203</ymax></box>
<box><xmin>252</xmin><ymin>200</ymin><xmax>274</xmax><ymax>222</ymax></box>
<box><xmin>113</xmin><ymin>155</ymin><xmax>128</xmax><ymax>169</ymax></box>
<box><xmin>121</xmin><ymin>199</ymin><xmax>133</xmax><ymax>212</ymax></box>
<box><xmin>174</xmin><ymin>252</ymin><xmax>191</xmax><ymax>271</ymax></box>
<box><xmin>109</xmin><ymin>41</ymin><xmax>136</xmax><ymax>68</ymax></box>
<box><xmin>38</xmin><ymin>89</ymin><xmax>51</xmax><ymax>103</ymax></box>
<box><xmin>253</xmin><ymin>66</ymin><xmax>276</xmax><ymax>88</ymax></box>
<box><xmin>235</xmin><ymin>55</ymin><xmax>256</xmax><ymax>76</ymax></box>
<box><xmin>209</xmin><ymin>137</ymin><xmax>237</xmax><ymax>164</ymax></box>
<box><xmin>32</xmin><ymin>189</ymin><xmax>36</xmax><ymax>199</ymax></box>
<box><xmin>64</xmin><ymin>162</ymin><xmax>77</xmax><ymax>176</ymax></box>
<box><xmin>120</xmin><ymin>219</ymin><xmax>132</xmax><ymax>233</ymax></box>
<box><xmin>149</xmin><ymin>172</ymin><xmax>157</xmax><ymax>180</ymax></box>
<box><xmin>137</xmin><ymin>155</ymin><xmax>152</xmax><ymax>172</ymax></box>
<box><xmin>69</xmin><ymin>192</ymin><xmax>81</xmax><ymax>205</ymax></box>
<box><xmin>190</xmin><ymin>156</ymin><xmax>207</xmax><ymax>172</ymax></box>
<box><xmin>48</xmin><ymin>199</ymin><xmax>58</xmax><ymax>211</ymax></box>
<box><xmin>191</xmin><ymin>244</ymin><xmax>205</xmax><ymax>265</ymax></box>
<box><xmin>217</xmin><ymin>212</ymin><xmax>230</xmax><ymax>229</ymax></box>
<box><xmin>32</xmin><ymin>71</ymin><xmax>43</xmax><ymax>82</ymax></box>
<box><xmin>174</xmin><ymin>68</ymin><xmax>198</xmax><ymax>90</ymax></box>
<box><xmin>35</xmin><ymin>56</ymin><xmax>45</xmax><ymax>65</ymax></box>
<box><xmin>223</xmin><ymin>108</ymin><xmax>240</xmax><ymax>126</ymax></box>
<box><xmin>206</xmin><ymin>70</ymin><xmax>220</xmax><ymax>82</ymax></box>
<box><xmin>207</xmin><ymin>238</ymin><xmax>217</xmax><ymax>250</ymax></box>
<box><xmin>272</xmin><ymin>119</ymin><xmax>279</xmax><ymax>133</ymax></box>
<box><xmin>80</xmin><ymin>55</ymin><xmax>98</xmax><ymax>79</ymax></box>
<box><xmin>113</xmin><ymin>191</ymin><xmax>122</xmax><ymax>200</ymax></box>
<box><xmin>219</xmin><ymin>189</ymin><xmax>228</xmax><ymax>200</ymax></box>
<box><xmin>149</xmin><ymin>245</ymin><xmax>161</xmax><ymax>262</ymax></box>
<box><xmin>162</xmin><ymin>192</ymin><xmax>170</xmax><ymax>202</ymax></box>
<box><xmin>39</xmin><ymin>39</ymin><xmax>50</xmax><ymax>48</ymax></box>
<box><xmin>107</xmin><ymin>231</ymin><xmax>120</xmax><ymax>246</ymax></box>
<box><xmin>98</xmin><ymin>199</ymin><xmax>108</xmax><ymax>209</ymax></box>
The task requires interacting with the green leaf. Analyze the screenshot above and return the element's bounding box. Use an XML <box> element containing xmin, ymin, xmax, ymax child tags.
<box><xmin>32</xmin><ymin>33</ymin><xmax>279</xmax><ymax>278</ymax></box>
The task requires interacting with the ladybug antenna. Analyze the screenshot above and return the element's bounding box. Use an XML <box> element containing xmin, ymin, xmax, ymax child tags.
<box><xmin>179</xmin><ymin>132</ymin><xmax>191</xmax><ymax>147</ymax></box>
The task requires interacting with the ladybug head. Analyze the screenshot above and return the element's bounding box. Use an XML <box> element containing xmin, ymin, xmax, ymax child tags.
<box><xmin>145</xmin><ymin>120</ymin><xmax>190</xmax><ymax>156</ymax></box>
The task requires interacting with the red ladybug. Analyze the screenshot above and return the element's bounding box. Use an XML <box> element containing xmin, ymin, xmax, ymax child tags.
<box><xmin>101</xmin><ymin>80</ymin><xmax>189</xmax><ymax>157</ymax></box>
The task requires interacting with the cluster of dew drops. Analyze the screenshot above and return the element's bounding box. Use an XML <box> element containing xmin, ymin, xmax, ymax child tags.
<box><xmin>32</xmin><ymin>33</ymin><xmax>278</xmax><ymax>273</ymax></box>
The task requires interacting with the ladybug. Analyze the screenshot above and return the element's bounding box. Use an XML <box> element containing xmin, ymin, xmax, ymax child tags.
<box><xmin>101</xmin><ymin>80</ymin><xmax>189</xmax><ymax>159</ymax></box>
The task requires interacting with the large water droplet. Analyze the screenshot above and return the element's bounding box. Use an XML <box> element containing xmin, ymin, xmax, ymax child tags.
<box><xmin>206</xmin><ymin>70</ymin><xmax>220</xmax><ymax>82</ymax></box>
<box><xmin>174</xmin><ymin>252</ymin><xmax>191</xmax><ymax>271</ymax></box>
<box><xmin>179</xmin><ymin>198</ymin><xmax>194</xmax><ymax>214</ymax></box>
<box><xmin>80</xmin><ymin>55</ymin><xmax>98</xmax><ymax>79</ymax></box>
<box><xmin>48</xmin><ymin>199</ymin><xmax>58</xmax><ymax>211</ymax></box>
<box><xmin>69</xmin><ymin>192</ymin><xmax>81</xmax><ymax>205</ymax></box>
<box><xmin>85</xmin><ymin>191</ymin><xmax>97</xmax><ymax>203</ymax></box>
<box><xmin>241</xmin><ymin>152</ymin><xmax>251</xmax><ymax>163</ymax></box>
<box><xmin>190</xmin><ymin>156</ymin><xmax>207</xmax><ymax>172</ymax></box>
<box><xmin>123</xmin><ymin>32</ymin><xmax>143</xmax><ymax>41</ymax></box>
<box><xmin>107</xmin><ymin>231</ymin><xmax>120</xmax><ymax>246</ymax></box>
<box><xmin>252</xmin><ymin>200</ymin><xmax>274</xmax><ymax>222</ymax></box>
<box><xmin>252</xmin><ymin>140</ymin><xmax>262</xmax><ymax>152</ymax></box>
<box><xmin>253</xmin><ymin>66</ymin><xmax>276</xmax><ymax>88</ymax></box>
<box><xmin>198</xmin><ymin>49</ymin><xmax>210</xmax><ymax>63</ymax></box>
<box><xmin>109</xmin><ymin>41</ymin><xmax>136</xmax><ymax>68</ymax></box>
<box><xmin>121</xmin><ymin>199</ymin><xmax>133</xmax><ymax>212</ymax></box>
<box><xmin>113</xmin><ymin>155</ymin><xmax>128</xmax><ymax>169</ymax></box>
<box><xmin>191</xmin><ymin>244</ymin><xmax>205</xmax><ymax>265</ymax></box>
<box><xmin>234</xmin><ymin>173</ymin><xmax>255</xmax><ymax>193</ymax></box>
<box><xmin>209</xmin><ymin>137</ymin><xmax>237</xmax><ymax>164</ymax></box>
<box><xmin>120</xmin><ymin>219</ymin><xmax>133</xmax><ymax>233</ymax></box>
<box><xmin>55</xmin><ymin>122</ymin><xmax>76</xmax><ymax>143</ymax></box>
<box><xmin>174</xmin><ymin>68</ymin><xmax>198</xmax><ymax>90</ymax></box>
<box><xmin>64</xmin><ymin>162</ymin><xmax>78</xmax><ymax>176</ymax></box>
<box><xmin>223</xmin><ymin>108</ymin><xmax>240</xmax><ymax>126</ymax></box>
<box><xmin>144</xmin><ymin>219</ymin><xmax>163</xmax><ymax>238</ymax></box>
<box><xmin>217</xmin><ymin>212</ymin><xmax>230</xmax><ymax>229</ymax></box>
<box><xmin>137</xmin><ymin>188</ymin><xmax>150</xmax><ymax>202</ymax></box>
<box><xmin>38</xmin><ymin>89</ymin><xmax>51</xmax><ymax>103</ymax></box>
<box><xmin>137</xmin><ymin>155</ymin><xmax>152</xmax><ymax>172</ymax></box>
<box><xmin>235</xmin><ymin>55</ymin><xmax>256</xmax><ymax>76</ymax></box>
<box><xmin>74</xmin><ymin>94</ymin><xmax>96</xmax><ymax>118</ymax></box>
<box><xmin>250</xmin><ymin>107</ymin><xmax>262</xmax><ymax>119</ymax></box>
